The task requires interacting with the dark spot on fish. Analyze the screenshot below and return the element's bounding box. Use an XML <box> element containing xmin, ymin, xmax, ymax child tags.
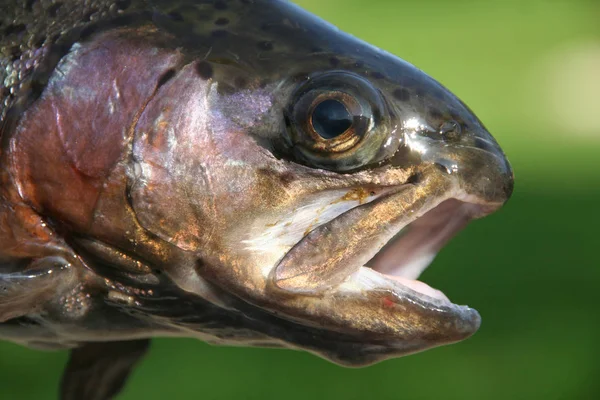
<box><xmin>4</xmin><ymin>23</ymin><xmax>27</xmax><ymax>36</ymax></box>
<box><xmin>167</xmin><ymin>11</ymin><xmax>184</xmax><ymax>22</ymax></box>
<box><xmin>214</xmin><ymin>0</ymin><xmax>228</xmax><ymax>10</ymax></box>
<box><xmin>47</xmin><ymin>2</ymin><xmax>62</xmax><ymax>17</ymax></box>
<box><xmin>94</xmin><ymin>12</ymin><xmax>144</xmax><ymax>32</ymax></box>
<box><xmin>114</xmin><ymin>13</ymin><xmax>144</xmax><ymax>27</ymax></box>
<box><xmin>79</xmin><ymin>24</ymin><xmax>99</xmax><ymax>40</ymax></box>
<box><xmin>406</xmin><ymin>173</ymin><xmax>422</xmax><ymax>185</ymax></box>
<box><xmin>24</xmin><ymin>0</ymin><xmax>36</xmax><ymax>12</ymax></box>
<box><xmin>83</xmin><ymin>10</ymin><xmax>96</xmax><ymax>22</ymax></box>
<box><xmin>157</xmin><ymin>69</ymin><xmax>176</xmax><ymax>89</ymax></box>
<box><xmin>234</xmin><ymin>76</ymin><xmax>248</xmax><ymax>88</ymax></box>
<box><xmin>32</xmin><ymin>36</ymin><xmax>45</xmax><ymax>48</ymax></box>
<box><xmin>291</xmin><ymin>72</ymin><xmax>309</xmax><ymax>83</ymax></box>
<box><xmin>260</xmin><ymin>22</ymin><xmax>274</xmax><ymax>31</ymax></box>
<box><xmin>429</xmin><ymin>108</ymin><xmax>443</xmax><ymax>119</ymax></box>
<box><xmin>9</xmin><ymin>46</ymin><xmax>22</xmax><ymax>62</ymax></box>
<box><xmin>48</xmin><ymin>42</ymin><xmax>73</xmax><ymax>61</ymax></box>
<box><xmin>214</xmin><ymin>17</ymin><xmax>229</xmax><ymax>26</ymax></box>
<box><xmin>115</xmin><ymin>0</ymin><xmax>132</xmax><ymax>10</ymax></box>
<box><xmin>329</xmin><ymin>57</ymin><xmax>340</xmax><ymax>67</ymax></box>
<box><xmin>278</xmin><ymin>171</ymin><xmax>295</xmax><ymax>186</ymax></box>
<box><xmin>400</xmin><ymin>77</ymin><xmax>417</xmax><ymax>88</ymax></box>
<box><xmin>371</xmin><ymin>72</ymin><xmax>385</xmax><ymax>80</ymax></box>
<box><xmin>257</xmin><ymin>41</ymin><xmax>274</xmax><ymax>51</ymax></box>
<box><xmin>195</xmin><ymin>61</ymin><xmax>213</xmax><ymax>80</ymax></box>
<box><xmin>48</xmin><ymin>2</ymin><xmax>62</xmax><ymax>17</ymax></box>
<box><xmin>29</xmin><ymin>79</ymin><xmax>46</xmax><ymax>100</ymax></box>
<box><xmin>311</xmin><ymin>46</ymin><xmax>323</xmax><ymax>53</ymax></box>
<box><xmin>393</xmin><ymin>88</ymin><xmax>410</xmax><ymax>102</ymax></box>
<box><xmin>211</xmin><ymin>29</ymin><xmax>229</xmax><ymax>39</ymax></box>
<box><xmin>432</xmin><ymin>89</ymin><xmax>445</xmax><ymax>100</ymax></box>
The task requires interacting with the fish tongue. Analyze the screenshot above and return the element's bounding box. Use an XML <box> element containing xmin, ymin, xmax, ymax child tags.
<box><xmin>272</xmin><ymin>185</ymin><xmax>435</xmax><ymax>294</ymax></box>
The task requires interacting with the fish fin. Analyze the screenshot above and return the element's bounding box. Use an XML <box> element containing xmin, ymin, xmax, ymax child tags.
<box><xmin>60</xmin><ymin>339</ymin><xmax>151</xmax><ymax>400</ymax></box>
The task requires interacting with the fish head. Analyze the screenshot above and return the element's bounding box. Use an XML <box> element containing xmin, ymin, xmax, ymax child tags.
<box><xmin>82</xmin><ymin>0</ymin><xmax>514</xmax><ymax>365</ymax></box>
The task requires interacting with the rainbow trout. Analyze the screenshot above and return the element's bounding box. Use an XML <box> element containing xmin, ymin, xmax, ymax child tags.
<box><xmin>0</xmin><ymin>0</ymin><xmax>513</xmax><ymax>398</ymax></box>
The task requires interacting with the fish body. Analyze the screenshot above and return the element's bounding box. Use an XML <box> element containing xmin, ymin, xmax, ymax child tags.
<box><xmin>0</xmin><ymin>0</ymin><xmax>513</xmax><ymax>398</ymax></box>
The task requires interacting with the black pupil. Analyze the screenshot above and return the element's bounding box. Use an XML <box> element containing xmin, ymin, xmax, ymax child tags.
<box><xmin>311</xmin><ymin>99</ymin><xmax>353</xmax><ymax>139</ymax></box>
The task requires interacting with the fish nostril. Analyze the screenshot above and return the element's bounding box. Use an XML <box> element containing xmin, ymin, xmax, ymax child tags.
<box><xmin>439</xmin><ymin>120</ymin><xmax>461</xmax><ymax>140</ymax></box>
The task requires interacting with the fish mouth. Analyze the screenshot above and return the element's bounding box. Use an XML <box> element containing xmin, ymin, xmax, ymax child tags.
<box><xmin>233</xmin><ymin>148</ymin><xmax>511</xmax><ymax>363</ymax></box>
<box><xmin>273</xmin><ymin>178</ymin><xmax>498</xmax><ymax>310</ymax></box>
<box><xmin>362</xmin><ymin>197</ymin><xmax>484</xmax><ymax>305</ymax></box>
<box><xmin>268</xmin><ymin>180</ymin><xmax>501</xmax><ymax>357</ymax></box>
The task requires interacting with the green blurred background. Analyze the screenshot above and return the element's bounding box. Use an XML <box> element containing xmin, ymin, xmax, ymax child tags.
<box><xmin>2</xmin><ymin>0</ymin><xmax>599</xmax><ymax>398</ymax></box>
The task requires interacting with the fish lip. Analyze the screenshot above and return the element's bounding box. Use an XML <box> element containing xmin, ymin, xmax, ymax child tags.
<box><xmin>309</xmin><ymin>307</ymin><xmax>481</xmax><ymax>367</ymax></box>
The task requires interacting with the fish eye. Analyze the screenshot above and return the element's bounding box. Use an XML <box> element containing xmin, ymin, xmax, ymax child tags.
<box><xmin>298</xmin><ymin>89</ymin><xmax>368</xmax><ymax>153</ymax></box>
<box><xmin>311</xmin><ymin>99</ymin><xmax>352</xmax><ymax>139</ymax></box>
<box><xmin>285</xmin><ymin>72</ymin><xmax>390</xmax><ymax>171</ymax></box>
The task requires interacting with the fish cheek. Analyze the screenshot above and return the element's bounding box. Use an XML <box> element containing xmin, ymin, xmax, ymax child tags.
<box><xmin>129</xmin><ymin>63</ymin><xmax>296</xmax><ymax>255</ymax></box>
<box><xmin>130</xmin><ymin>63</ymin><xmax>218</xmax><ymax>252</ymax></box>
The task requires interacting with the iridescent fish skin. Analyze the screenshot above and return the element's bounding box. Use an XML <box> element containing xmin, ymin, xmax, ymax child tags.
<box><xmin>0</xmin><ymin>0</ymin><xmax>513</xmax><ymax>398</ymax></box>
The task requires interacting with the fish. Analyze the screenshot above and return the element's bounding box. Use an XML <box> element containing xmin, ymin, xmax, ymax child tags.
<box><xmin>0</xmin><ymin>0</ymin><xmax>514</xmax><ymax>398</ymax></box>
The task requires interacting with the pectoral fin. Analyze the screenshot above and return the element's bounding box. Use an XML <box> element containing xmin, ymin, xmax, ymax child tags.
<box><xmin>60</xmin><ymin>339</ymin><xmax>151</xmax><ymax>400</ymax></box>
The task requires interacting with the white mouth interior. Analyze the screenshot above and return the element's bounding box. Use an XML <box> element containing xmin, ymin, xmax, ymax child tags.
<box><xmin>363</xmin><ymin>199</ymin><xmax>479</xmax><ymax>303</ymax></box>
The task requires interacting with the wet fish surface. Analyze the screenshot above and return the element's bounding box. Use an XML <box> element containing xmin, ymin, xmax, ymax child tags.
<box><xmin>0</xmin><ymin>0</ymin><xmax>514</xmax><ymax>398</ymax></box>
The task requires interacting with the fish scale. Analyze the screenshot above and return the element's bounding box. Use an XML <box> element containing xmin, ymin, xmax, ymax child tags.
<box><xmin>0</xmin><ymin>0</ymin><xmax>143</xmax><ymax>122</ymax></box>
<box><xmin>0</xmin><ymin>0</ymin><xmax>299</xmax><ymax>121</ymax></box>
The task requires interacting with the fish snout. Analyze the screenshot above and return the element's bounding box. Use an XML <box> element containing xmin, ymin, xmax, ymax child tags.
<box><xmin>433</xmin><ymin>127</ymin><xmax>514</xmax><ymax>210</ymax></box>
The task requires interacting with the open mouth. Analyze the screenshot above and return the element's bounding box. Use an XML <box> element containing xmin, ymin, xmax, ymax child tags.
<box><xmin>363</xmin><ymin>198</ymin><xmax>482</xmax><ymax>304</ymax></box>
<box><xmin>272</xmin><ymin>183</ymin><xmax>494</xmax><ymax>310</ymax></box>
<box><xmin>246</xmin><ymin>184</ymin><xmax>503</xmax><ymax>355</ymax></box>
